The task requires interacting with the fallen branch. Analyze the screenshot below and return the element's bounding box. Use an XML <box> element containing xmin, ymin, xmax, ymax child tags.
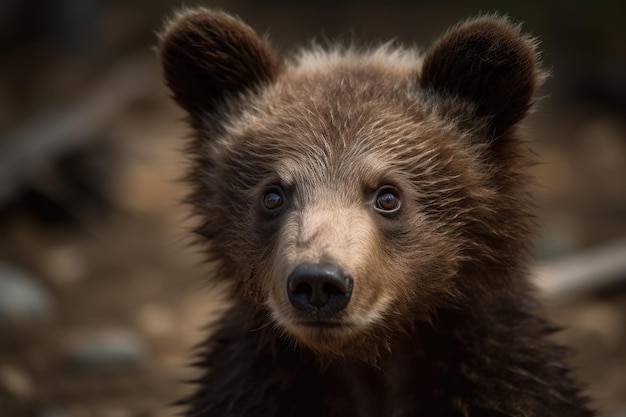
<box><xmin>534</xmin><ymin>238</ymin><xmax>626</xmax><ymax>299</ymax></box>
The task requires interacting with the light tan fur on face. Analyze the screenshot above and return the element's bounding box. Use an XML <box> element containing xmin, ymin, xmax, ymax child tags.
<box><xmin>264</xmin><ymin>195</ymin><xmax>394</xmax><ymax>351</ymax></box>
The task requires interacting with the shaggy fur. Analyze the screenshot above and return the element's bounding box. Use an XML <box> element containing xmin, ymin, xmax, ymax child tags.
<box><xmin>158</xmin><ymin>9</ymin><xmax>593</xmax><ymax>417</ymax></box>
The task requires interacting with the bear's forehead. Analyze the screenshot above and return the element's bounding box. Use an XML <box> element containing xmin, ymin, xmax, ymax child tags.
<box><xmin>217</xmin><ymin>58</ymin><xmax>469</xmax><ymax>189</ymax></box>
<box><xmin>230</xmin><ymin>62</ymin><xmax>432</xmax><ymax>150</ymax></box>
<box><xmin>222</xmin><ymin>97</ymin><xmax>460</xmax><ymax>191</ymax></box>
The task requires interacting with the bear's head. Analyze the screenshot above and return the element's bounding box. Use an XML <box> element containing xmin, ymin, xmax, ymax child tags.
<box><xmin>159</xmin><ymin>10</ymin><xmax>544</xmax><ymax>361</ymax></box>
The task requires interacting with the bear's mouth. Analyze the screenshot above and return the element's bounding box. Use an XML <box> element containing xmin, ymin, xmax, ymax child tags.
<box><xmin>287</xmin><ymin>318</ymin><xmax>365</xmax><ymax>354</ymax></box>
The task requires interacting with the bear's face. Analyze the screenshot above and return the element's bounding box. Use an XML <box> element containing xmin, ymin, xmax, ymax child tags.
<box><xmin>159</xmin><ymin>10</ymin><xmax>543</xmax><ymax>360</ymax></box>
<box><xmin>222</xmin><ymin>68</ymin><xmax>467</xmax><ymax>354</ymax></box>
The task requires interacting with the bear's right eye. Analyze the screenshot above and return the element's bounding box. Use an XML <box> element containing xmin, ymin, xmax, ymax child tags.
<box><xmin>264</xmin><ymin>192</ymin><xmax>282</xmax><ymax>209</ymax></box>
<box><xmin>263</xmin><ymin>189</ymin><xmax>284</xmax><ymax>211</ymax></box>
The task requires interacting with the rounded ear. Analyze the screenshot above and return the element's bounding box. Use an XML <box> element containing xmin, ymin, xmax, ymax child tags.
<box><xmin>421</xmin><ymin>17</ymin><xmax>544</xmax><ymax>137</ymax></box>
<box><xmin>158</xmin><ymin>9</ymin><xmax>280</xmax><ymax>117</ymax></box>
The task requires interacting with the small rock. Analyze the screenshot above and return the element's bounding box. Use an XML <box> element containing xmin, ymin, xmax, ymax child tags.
<box><xmin>0</xmin><ymin>262</ymin><xmax>56</xmax><ymax>323</ymax></box>
<box><xmin>0</xmin><ymin>365</ymin><xmax>33</xmax><ymax>400</ymax></box>
<box><xmin>66</xmin><ymin>329</ymin><xmax>147</xmax><ymax>369</ymax></box>
<box><xmin>44</xmin><ymin>245</ymin><xmax>85</xmax><ymax>286</ymax></box>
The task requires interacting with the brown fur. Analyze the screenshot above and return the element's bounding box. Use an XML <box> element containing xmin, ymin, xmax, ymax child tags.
<box><xmin>158</xmin><ymin>9</ymin><xmax>593</xmax><ymax>417</ymax></box>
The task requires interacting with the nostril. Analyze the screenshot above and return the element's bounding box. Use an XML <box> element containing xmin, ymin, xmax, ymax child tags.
<box><xmin>322</xmin><ymin>282</ymin><xmax>344</xmax><ymax>296</ymax></box>
<box><xmin>293</xmin><ymin>282</ymin><xmax>312</xmax><ymax>294</ymax></box>
<box><xmin>287</xmin><ymin>262</ymin><xmax>353</xmax><ymax>313</ymax></box>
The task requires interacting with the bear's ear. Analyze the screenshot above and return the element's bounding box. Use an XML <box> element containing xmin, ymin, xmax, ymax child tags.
<box><xmin>158</xmin><ymin>9</ymin><xmax>280</xmax><ymax>117</ymax></box>
<box><xmin>421</xmin><ymin>17</ymin><xmax>543</xmax><ymax>137</ymax></box>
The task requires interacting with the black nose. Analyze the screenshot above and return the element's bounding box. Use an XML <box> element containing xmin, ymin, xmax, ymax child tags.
<box><xmin>287</xmin><ymin>262</ymin><xmax>353</xmax><ymax>314</ymax></box>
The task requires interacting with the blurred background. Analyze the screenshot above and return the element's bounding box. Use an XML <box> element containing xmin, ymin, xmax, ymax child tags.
<box><xmin>1</xmin><ymin>1</ymin><xmax>625</xmax><ymax>416</ymax></box>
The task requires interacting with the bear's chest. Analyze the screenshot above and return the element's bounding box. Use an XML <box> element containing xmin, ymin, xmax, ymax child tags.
<box><xmin>320</xmin><ymin>356</ymin><xmax>426</xmax><ymax>417</ymax></box>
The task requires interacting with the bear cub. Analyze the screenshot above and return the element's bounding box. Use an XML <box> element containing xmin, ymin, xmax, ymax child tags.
<box><xmin>159</xmin><ymin>9</ymin><xmax>593</xmax><ymax>417</ymax></box>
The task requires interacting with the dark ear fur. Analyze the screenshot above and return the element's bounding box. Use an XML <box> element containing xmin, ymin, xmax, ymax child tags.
<box><xmin>421</xmin><ymin>17</ymin><xmax>544</xmax><ymax>137</ymax></box>
<box><xmin>158</xmin><ymin>9</ymin><xmax>280</xmax><ymax>117</ymax></box>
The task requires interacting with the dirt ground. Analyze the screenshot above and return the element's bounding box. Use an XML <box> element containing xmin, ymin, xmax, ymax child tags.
<box><xmin>1</xmin><ymin>68</ymin><xmax>625</xmax><ymax>417</ymax></box>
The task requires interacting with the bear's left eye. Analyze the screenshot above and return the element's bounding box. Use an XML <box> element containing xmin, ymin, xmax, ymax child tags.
<box><xmin>374</xmin><ymin>187</ymin><xmax>401</xmax><ymax>214</ymax></box>
<box><xmin>262</xmin><ymin>186</ymin><xmax>288</xmax><ymax>215</ymax></box>
<box><xmin>263</xmin><ymin>191</ymin><xmax>283</xmax><ymax>210</ymax></box>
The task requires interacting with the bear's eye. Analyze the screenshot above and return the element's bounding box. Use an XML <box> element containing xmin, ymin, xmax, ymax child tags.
<box><xmin>263</xmin><ymin>189</ymin><xmax>284</xmax><ymax>210</ymax></box>
<box><xmin>374</xmin><ymin>187</ymin><xmax>401</xmax><ymax>214</ymax></box>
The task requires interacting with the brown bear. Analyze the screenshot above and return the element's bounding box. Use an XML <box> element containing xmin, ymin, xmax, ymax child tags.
<box><xmin>158</xmin><ymin>9</ymin><xmax>593</xmax><ymax>417</ymax></box>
